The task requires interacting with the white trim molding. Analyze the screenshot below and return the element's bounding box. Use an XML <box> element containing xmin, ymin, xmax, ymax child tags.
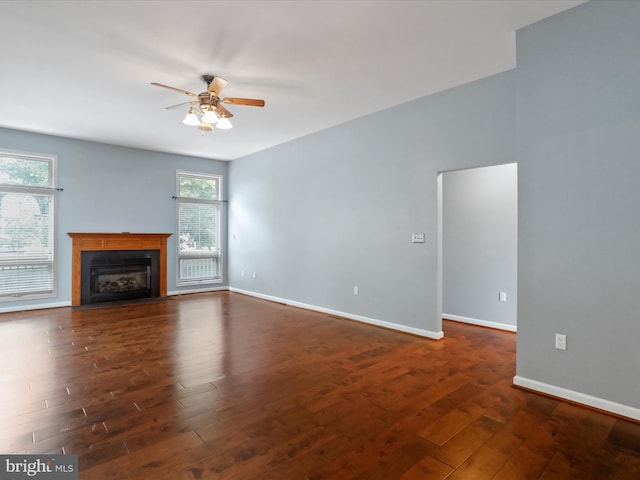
<box><xmin>0</xmin><ymin>288</ymin><xmax>229</xmax><ymax>313</ymax></box>
<box><xmin>513</xmin><ymin>375</ymin><xmax>640</xmax><ymax>422</ymax></box>
<box><xmin>0</xmin><ymin>300</ymin><xmax>71</xmax><ymax>313</ymax></box>
<box><xmin>230</xmin><ymin>287</ymin><xmax>444</xmax><ymax>340</ymax></box>
<box><xmin>168</xmin><ymin>286</ymin><xmax>228</xmax><ymax>296</ymax></box>
<box><xmin>443</xmin><ymin>313</ymin><xmax>517</xmax><ymax>332</ymax></box>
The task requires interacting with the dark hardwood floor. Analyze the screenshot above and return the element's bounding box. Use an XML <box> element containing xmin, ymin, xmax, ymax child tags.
<box><xmin>0</xmin><ymin>292</ymin><xmax>638</xmax><ymax>479</ymax></box>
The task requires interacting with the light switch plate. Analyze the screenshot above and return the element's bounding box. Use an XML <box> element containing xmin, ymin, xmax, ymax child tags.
<box><xmin>411</xmin><ymin>233</ymin><xmax>425</xmax><ymax>243</ymax></box>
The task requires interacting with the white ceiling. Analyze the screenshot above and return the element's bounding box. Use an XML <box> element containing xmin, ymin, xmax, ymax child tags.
<box><xmin>0</xmin><ymin>0</ymin><xmax>585</xmax><ymax>161</ymax></box>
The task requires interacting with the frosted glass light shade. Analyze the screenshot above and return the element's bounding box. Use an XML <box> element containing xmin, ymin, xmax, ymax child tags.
<box><xmin>182</xmin><ymin>109</ymin><xmax>200</xmax><ymax>126</ymax></box>
<box><xmin>216</xmin><ymin>117</ymin><xmax>233</xmax><ymax>130</ymax></box>
<box><xmin>201</xmin><ymin>109</ymin><xmax>219</xmax><ymax>124</ymax></box>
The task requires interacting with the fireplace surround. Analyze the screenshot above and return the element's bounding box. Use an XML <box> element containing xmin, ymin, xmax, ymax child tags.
<box><xmin>68</xmin><ymin>232</ymin><xmax>172</xmax><ymax>306</ymax></box>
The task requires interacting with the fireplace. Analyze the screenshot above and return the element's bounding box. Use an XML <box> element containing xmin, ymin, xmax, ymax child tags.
<box><xmin>68</xmin><ymin>233</ymin><xmax>172</xmax><ymax>306</ymax></box>
<box><xmin>81</xmin><ymin>250</ymin><xmax>160</xmax><ymax>305</ymax></box>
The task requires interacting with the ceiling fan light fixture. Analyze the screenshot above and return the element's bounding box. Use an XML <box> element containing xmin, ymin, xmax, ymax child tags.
<box><xmin>182</xmin><ymin>108</ymin><xmax>199</xmax><ymax>126</ymax></box>
<box><xmin>153</xmin><ymin>75</ymin><xmax>262</xmax><ymax>134</ymax></box>
<box><xmin>216</xmin><ymin>117</ymin><xmax>233</xmax><ymax>130</ymax></box>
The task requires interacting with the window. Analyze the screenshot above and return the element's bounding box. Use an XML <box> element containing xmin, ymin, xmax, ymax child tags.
<box><xmin>176</xmin><ymin>171</ymin><xmax>222</xmax><ymax>285</ymax></box>
<box><xmin>0</xmin><ymin>150</ymin><xmax>57</xmax><ymax>300</ymax></box>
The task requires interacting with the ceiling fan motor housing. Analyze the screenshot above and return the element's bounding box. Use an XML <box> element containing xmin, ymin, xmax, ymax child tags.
<box><xmin>198</xmin><ymin>92</ymin><xmax>218</xmax><ymax>111</ymax></box>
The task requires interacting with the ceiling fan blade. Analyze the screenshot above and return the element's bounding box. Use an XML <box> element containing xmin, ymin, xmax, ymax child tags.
<box><xmin>216</xmin><ymin>104</ymin><xmax>234</xmax><ymax>119</ymax></box>
<box><xmin>221</xmin><ymin>97</ymin><xmax>265</xmax><ymax>107</ymax></box>
<box><xmin>208</xmin><ymin>76</ymin><xmax>228</xmax><ymax>96</ymax></box>
<box><xmin>165</xmin><ymin>101</ymin><xmax>198</xmax><ymax>110</ymax></box>
<box><xmin>151</xmin><ymin>82</ymin><xmax>198</xmax><ymax>98</ymax></box>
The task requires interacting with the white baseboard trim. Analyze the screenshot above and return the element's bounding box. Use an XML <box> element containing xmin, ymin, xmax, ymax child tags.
<box><xmin>443</xmin><ymin>313</ymin><xmax>517</xmax><ymax>332</ymax></box>
<box><xmin>0</xmin><ymin>300</ymin><xmax>72</xmax><ymax>313</ymax></box>
<box><xmin>229</xmin><ymin>287</ymin><xmax>444</xmax><ymax>340</ymax></box>
<box><xmin>513</xmin><ymin>375</ymin><xmax>640</xmax><ymax>422</ymax></box>
<box><xmin>168</xmin><ymin>286</ymin><xmax>228</xmax><ymax>296</ymax></box>
<box><xmin>0</xmin><ymin>288</ymin><xmax>229</xmax><ymax>313</ymax></box>
<box><xmin>0</xmin><ymin>286</ymin><xmax>229</xmax><ymax>313</ymax></box>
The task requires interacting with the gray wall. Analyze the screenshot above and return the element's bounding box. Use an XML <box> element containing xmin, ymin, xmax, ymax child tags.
<box><xmin>228</xmin><ymin>71</ymin><xmax>515</xmax><ymax>337</ymax></box>
<box><xmin>516</xmin><ymin>1</ymin><xmax>640</xmax><ymax>410</ymax></box>
<box><xmin>3</xmin><ymin>0</ymin><xmax>637</xmax><ymax>417</ymax></box>
<box><xmin>0</xmin><ymin>127</ymin><xmax>228</xmax><ymax>310</ymax></box>
<box><xmin>443</xmin><ymin>164</ymin><xmax>517</xmax><ymax>329</ymax></box>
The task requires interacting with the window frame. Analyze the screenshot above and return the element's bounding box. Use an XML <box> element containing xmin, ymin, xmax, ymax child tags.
<box><xmin>175</xmin><ymin>170</ymin><xmax>224</xmax><ymax>287</ymax></box>
<box><xmin>0</xmin><ymin>148</ymin><xmax>58</xmax><ymax>301</ymax></box>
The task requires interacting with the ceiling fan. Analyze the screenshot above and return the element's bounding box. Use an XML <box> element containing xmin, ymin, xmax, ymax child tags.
<box><xmin>151</xmin><ymin>74</ymin><xmax>265</xmax><ymax>132</ymax></box>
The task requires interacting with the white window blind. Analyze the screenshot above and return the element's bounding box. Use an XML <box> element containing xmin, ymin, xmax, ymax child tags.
<box><xmin>0</xmin><ymin>151</ymin><xmax>56</xmax><ymax>299</ymax></box>
<box><xmin>176</xmin><ymin>172</ymin><xmax>222</xmax><ymax>285</ymax></box>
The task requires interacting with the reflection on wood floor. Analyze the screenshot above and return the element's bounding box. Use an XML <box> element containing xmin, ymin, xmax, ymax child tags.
<box><xmin>0</xmin><ymin>292</ymin><xmax>638</xmax><ymax>479</ymax></box>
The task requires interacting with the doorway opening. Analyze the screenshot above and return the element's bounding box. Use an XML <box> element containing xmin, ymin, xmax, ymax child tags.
<box><xmin>437</xmin><ymin>163</ymin><xmax>518</xmax><ymax>334</ymax></box>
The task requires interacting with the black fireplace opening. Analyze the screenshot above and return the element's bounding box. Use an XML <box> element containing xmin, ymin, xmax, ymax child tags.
<box><xmin>81</xmin><ymin>250</ymin><xmax>161</xmax><ymax>305</ymax></box>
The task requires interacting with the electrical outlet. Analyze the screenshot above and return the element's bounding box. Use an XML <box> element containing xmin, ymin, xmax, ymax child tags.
<box><xmin>252</xmin><ymin>272</ymin><xmax>256</xmax><ymax>279</ymax></box>
<box><xmin>555</xmin><ymin>333</ymin><xmax>567</xmax><ymax>350</ymax></box>
<box><xmin>353</xmin><ymin>286</ymin><xmax>359</xmax><ymax>295</ymax></box>
<box><xmin>499</xmin><ymin>292</ymin><xmax>507</xmax><ymax>302</ymax></box>
<box><xmin>241</xmin><ymin>269</ymin><xmax>244</xmax><ymax>277</ymax></box>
